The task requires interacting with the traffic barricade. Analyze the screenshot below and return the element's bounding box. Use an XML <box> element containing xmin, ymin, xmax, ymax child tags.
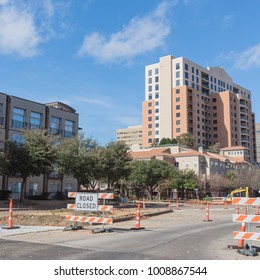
<box><xmin>65</xmin><ymin>192</ymin><xmax>114</xmax><ymax>232</ymax></box>
<box><xmin>231</xmin><ymin>197</ymin><xmax>260</xmax><ymax>256</ymax></box>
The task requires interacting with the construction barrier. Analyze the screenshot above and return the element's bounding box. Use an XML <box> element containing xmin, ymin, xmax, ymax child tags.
<box><xmin>231</xmin><ymin>197</ymin><xmax>260</xmax><ymax>255</ymax></box>
<box><xmin>130</xmin><ymin>200</ymin><xmax>145</xmax><ymax>230</ymax></box>
<box><xmin>203</xmin><ymin>202</ymin><xmax>212</xmax><ymax>222</ymax></box>
<box><xmin>65</xmin><ymin>192</ymin><xmax>114</xmax><ymax>231</ymax></box>
<box><xmin>1</xmin><ymin>198</ymin><xmax>20</xmax><ymax>230</ymax></box>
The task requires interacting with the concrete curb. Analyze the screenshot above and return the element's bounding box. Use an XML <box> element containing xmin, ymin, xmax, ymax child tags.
<box><xmin>113</xmin><ymin>209</ymin><xmax>173</xmax><ymax>223</ymax></box>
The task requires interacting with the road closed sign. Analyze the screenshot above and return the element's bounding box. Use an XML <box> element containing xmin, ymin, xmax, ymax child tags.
<box><xmin>75</xmin><ymin>193</ymin><xmax>98</xmax><ymax>212</ymax></box>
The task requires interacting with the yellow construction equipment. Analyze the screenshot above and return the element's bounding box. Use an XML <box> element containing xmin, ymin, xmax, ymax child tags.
<box><xmin>226</xmin><ymin>187</ymin><xmax>249</xmax><ymax>202</ymax></box>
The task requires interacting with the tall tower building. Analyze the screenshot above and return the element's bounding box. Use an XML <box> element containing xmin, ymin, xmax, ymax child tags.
<box><xmin>142</xmin><ymin>55</ymin><xmax>256</xmax><ymax>163</ymax></box>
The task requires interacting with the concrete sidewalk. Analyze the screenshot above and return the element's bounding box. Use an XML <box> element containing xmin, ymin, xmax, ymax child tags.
<box><xmin>0</xmin><ymin>225</ymin><xmax>63</xmax><ymax>237</ymax></box>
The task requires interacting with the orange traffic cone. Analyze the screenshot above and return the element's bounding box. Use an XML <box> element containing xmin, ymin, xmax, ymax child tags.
<box><xmin>203</xmin><ymin>202</ymin><xmax>212</xmax><ymax>222</ymax></box>
<box><xmin>2</xmin><ymin>198</ymin><xmax>19</xmax><ymax>230</ymax></box>
<box><xmin>244</xmin><ymin>205</ymin><xmax>248</xmax><ymax>215</ymax></box>
<box><xmin>8</xmin><ymin>198</ymin><xmax>13</xmax><ymax>229</ymax></box>
<box><xmin>135</xmin><ymin>201</ymin><xmax>140</xmax><ymax>229</ymax></box>
<box><xmin>176</xmin><ymin>197</ymin><xmax>180</xmax><ymax>210</ymax></box>
<box><xmin>236</xmin><ymin>204</ymin><xmax>239</xmax><ymax>214</ymax></box>
<box><xmin>238</xmin><ymin>222</ymin><xmax>246</xmax><ymax>249</ymax></box>
<box><xmin>130</xmin><ymin>200</ymin><xmax>145</xmax><ymax>230</ymax></box>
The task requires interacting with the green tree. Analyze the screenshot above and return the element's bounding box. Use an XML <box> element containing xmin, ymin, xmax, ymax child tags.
<box><xmin>99</xmin><ymin>141</ymin><xmax>132</xmax><ymax>189</ymax></box>
<box><xmin>207</xmin><ymin>142</ymin><xmax>221</xmax><ymax>153</ymax></box>
<box><xmin>0</xmin><ymin>130</ymin><xmax>56</xmax><ymax>201</ymax></box>
<box><xmin>56</xmin><ymin>134</ymin><xmax>100</xmax><ymax>191</ymax></box>
<box><xmin>128</xmin><ymin>159</ymin><xmax>176</xmax><ymax>199</ymax></box>
<box><xmin>171</xmin><ymin>169</ymin><xmax>197</xmax><ymax>199</ymax></box>
<box><xmin>176</xmin><ymin>133</ymin><xmax>194</xmax><ymax>147</ymax></box>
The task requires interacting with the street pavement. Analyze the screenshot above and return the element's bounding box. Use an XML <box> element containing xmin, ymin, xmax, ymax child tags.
<box><xmin>0</xmin><ymin>205</ymin><xmax>260</xmax><ymax>260</ymax></box>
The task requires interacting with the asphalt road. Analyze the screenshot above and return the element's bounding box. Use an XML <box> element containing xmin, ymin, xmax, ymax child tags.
<box><xmin>1</xmin><ymin>207</ymin><xmax>259</xmax><ymax>260</ymax></box>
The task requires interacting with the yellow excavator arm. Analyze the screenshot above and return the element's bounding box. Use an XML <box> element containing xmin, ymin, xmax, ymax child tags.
<box><xmin>226</xmin><ymin>186</ymin><xmax>249</xmax><ymax>201</ymax></box>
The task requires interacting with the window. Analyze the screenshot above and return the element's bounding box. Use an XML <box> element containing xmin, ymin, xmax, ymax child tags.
<box><xmin>155</xmin><ymin>68</ymin><xmax>159</xmax><ymax>75</ymax></box>
<box><xmin>12</xmin><ymin>107</ymin><xmax>26</xmax><ymax>128</ymax></box>
<box><xmin>50</xmin><ymin>117</ymin><xmax>61</xmax><ymax>135</ymax></box>
<box><xmin>148</xmin><ymin>117</ymin><xmax>152</xmax><ymax>121</ymax></box>
<box><xmin>176</xmin><ymin>89</ymin><xmax>180</xmax><ymax>94</ymax></box>
<box><xmin>148</xmin><ymin>77</ymin><xmax>152</xmax><ymax>84</ymax></box>
<box><xmin>176</xmin><ymin>97</ymin><xmax>180</xmax><ymax>102</ymax></box>
<box><xmin>176</xmin><ymin>128</ymin><xmax>181</xmax><ymax>133</ymax></box>
<box><xmin>213</xmin><ymin>106</ymin><xmax>217</xmax><ymax>110</ymax></box>
<box><xmin>212</xmin><ymin>98</ymin><xmax>217</xmax><ymax>102</ymax></box>
<box><xmin>176</xmin><ymin>63</ymin><xmax>180</xmax><ymax>70</ymax></box>
<box><xmin>155</xmin><ymin>101</ymin><xmax>159</xmax><ymax>106</ymax></box>
<box><xmin>30</xmin><ymin>112</ymin><xmax>42</xmax><ymax>130</ymax></box>
<box><xmin>176</xmin><ymin>71</ymin><xmax>180</xmax><ymax>78</ymax></box>
<box><xmin>155</xmin><ymin>76</ymin><xmax>159</xmax><ymax>83</ymax></box>
<box><xmin>148</xmin><ymin>138</ymin><xmax>152</xmax><ymax>143</ymax></box>
<box><xmin>185</xmin><ymin>80</ymin><xmax>189</xmax><ymax>86</ymax></box>
<box><xmin>185</xmin><ymin>63</ymin><xmax>188</xmax><ymax>71</ymax></box>
<box><xmin>148</xmin><ymin>85</ymin><xmax>152</xmax><ymax>92</ymax></box>
<box><xmin>176</xmin><ymin>105</ymin><xmax>180</xmax><ymax>110</ymax></box>
<box><xmin>148</xmin><ymin>102</ymin><xmax>152</xmax><ymax>107</ymax></box>
<box><xmin>155</xmin><ymin>108</ymin><xmax>159</xmax><ymax>113</ymax></box>
<box><xmin>155</xmin><ymin>116</ymin><xmax>159</xmax><ymax>120</ymax></box>
<box><xmin>148</xmin><ymin>131</ymin><xmax>152</xmax><ymax>136</ymax></box>
<box><xmin>148</xmin><ymin>69</ymin><xmax>152</xmax><ymax>76</ymax></box>
<box><xmin>176</xmin><ymin>113</ymin><xmax>180</xmax><ymax>117</ymax></box>
<box><xmin>155</xmin><ymin>123</ymin><xmax>159</xmax><ymax>128</ymax></box>
<box><xmin>176</xmin><ymin>120</ymin><xmax>180</xmax><ymax>125</ymax></box>
<box><xmin>155</xmin><ymin>92</ymin><xmax>159</xmax><ymax>99</ymax></box>
<box><xmin>155</xmin><ymin>130</ymin><xmax>159</xmax><ymax>135</ymax></box>
<box><xmin>148</xmin><ymin>109</ymin><xmax>152</xmax><ymax>114</ymax></box>
<box><xmin>176</xmin><ymin>80</ymin><xmax>180</xmax><ymax>86</ymax></box>
<box><xmin>185</xmin><ymin>72</ymin><xmax>189</xmax><ymax>79</ymax></box>
<box><xmin>155</xmin><ymin>84</ymin><xmax>159</xmax><ymax>91</ymax></box>
<box><xmin>196</xmin><ymin>69</ymin><xmax>199</xmax><ymax>75</ymax></box>
<box><xmin>148</xmin><ymin>124</ymin><xmax>152</xmax><ymax>128</ymax></box>
<box><xmin>192</xmin><ymin>66</ymin><xmax>194</xmax><ymax>73</ymax></box>
<box><xmin>214</xmin><ymin>134</ymin><xmax>218</xmax><ymax>138</ymax></box>
<box><xmin>64</xmin><ymin>120</ymin><xmax>75</xmax><ymax>138</ymax></box>
<box><xmin>213</xmin><ymin>113</ymin><xmax>217</xmax><ymax>117</ymax></box>
<box><xmin>148</xmin><ymin>94</ymin><xmax>152</xmax><ymax>100</ymax></box>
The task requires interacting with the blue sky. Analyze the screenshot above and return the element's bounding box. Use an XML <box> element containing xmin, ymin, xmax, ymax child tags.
<box><xmin>0</xmin><ymin>0</ymin><xmax>260</xmax><ymax>145</ymax></box>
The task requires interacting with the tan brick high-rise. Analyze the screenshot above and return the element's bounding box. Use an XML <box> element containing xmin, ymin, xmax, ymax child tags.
<box><xmin>142</xmin><ymin>55</ymin><xmax>256</xmax><ymax>163</ymax></box>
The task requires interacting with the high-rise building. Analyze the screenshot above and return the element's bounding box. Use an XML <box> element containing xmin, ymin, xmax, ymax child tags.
<box><xmin>255</xmin><ymin>123</ymin><xmax>260</xmax><ymax>163</ymax></box>
<box><xmin>116</xmin><ymin>125</ymin><xmax>142</xmax><ymax>148</ymax></box>
<box><xmin>142</xmin><ymin>55</ymin><xmax>256</xmax><ymax>163</ymax></box>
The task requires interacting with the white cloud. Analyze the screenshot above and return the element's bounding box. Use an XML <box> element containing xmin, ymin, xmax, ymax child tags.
<box><xmin>222</xmin><ymin>14</ymin><xmax>233</xmax><ymax>28</ymax></box>
<box><xmin>0</xmin><ymin>0</ymin><xmax>9</xmax><ymax>5</ymax></box>
<box><xmin>78</xmin><ymin>1</ymin><xmax>171</xmax><ymax>63</ymax></box>
<box><xmin>76</xmin><ymin>96</ymin><xmax>112</xmax><ymax>108</ymax></box>
<box><xmin>223</xmin><ymin>43</ymin><xmax>260</xmax><ymax>70</ymax></box>
<box><xmin>0</xmin><ymin>6</ymin><xmax>41</xmax><ymax>57</ymax></box>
